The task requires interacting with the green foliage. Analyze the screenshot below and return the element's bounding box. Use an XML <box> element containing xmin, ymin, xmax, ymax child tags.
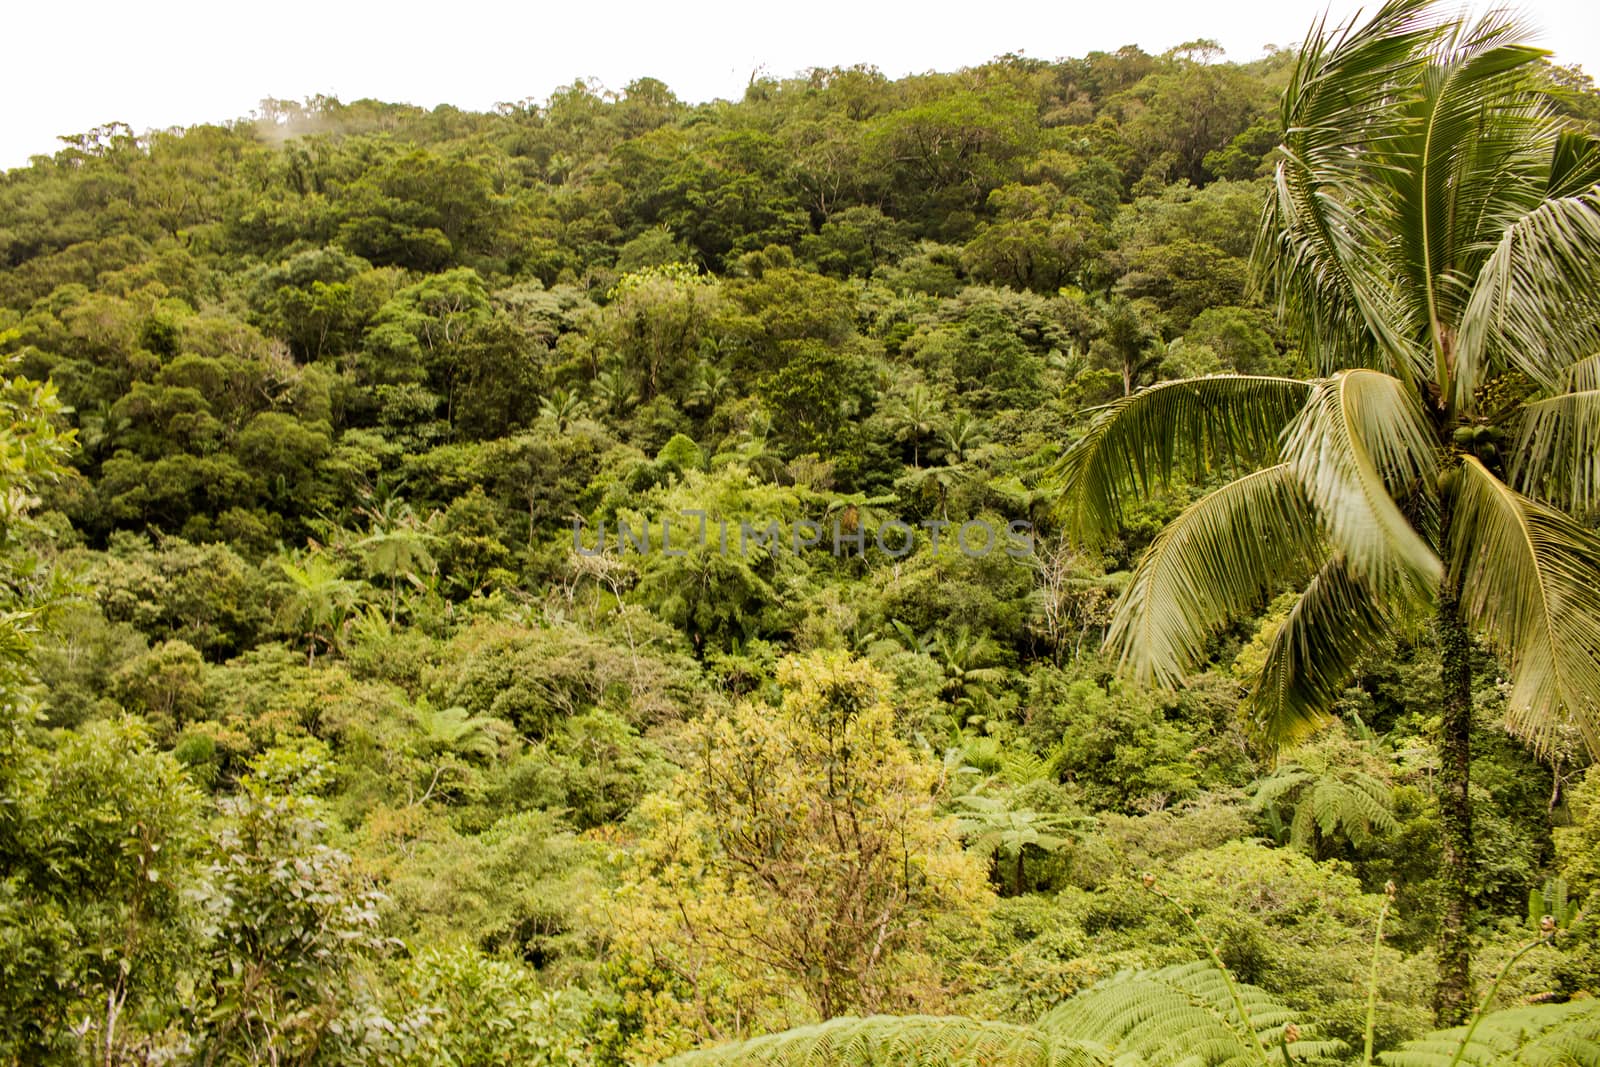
<box><xmin>1527</xmin><ymin>877</ymin><xmax>1579</xmax><ymax>931</ymax></box>
<box><xmin>91</xmin><ymin>534</ymin><xmax>269</xmax><ymax>658</ymax></box>
<box><xmin>1557</xmin><ymin>766</ymin><xmax>1600</xmax><ymax>900</ymax></box>
<box><xmin>1251</xmin><ymin>729</ymin><xmax>1398</xmax><ymax>858</ymax></box>
<box><xmin>0</xmin><ymin>367</ymin><xmax>77</xmax><ymax>690</ymax></box>
<box><xmin>0</xmin><ymin>718</ymin><xmax>204</xmax><ymax>1064</ymax></box>
<box><xmin>384</xmin><ymin>947</ymin><xmax>596</xmax><ymax>1066</ymax></box>
<box><xmin>663</xmin><ymin>1015</ymin><xmax>1110</xmax><ymax>1067</ymax></box>
<box><xmin>427</xmin><ymin>616</ymin><xmax>696</xmax><ymax>738</ymax></box>
<box><xmin>1382</xmin><ymin>999</ymin><xmax>1600</xmax><ymax>1067</ymax></box>
<box><xmin>605</xmin><ymin>651</ymin><xmax>991</xmax><ymax>1055</ymax></box>
<box><xmin>3</xmin><ymin>10</ymin><xmax>1599</xmax><ymax>1059</ymax></box>
<box><xmin>191</xmin><ymin>771</ymin><xmax>393</xmax><ymax>1065</ymax></box>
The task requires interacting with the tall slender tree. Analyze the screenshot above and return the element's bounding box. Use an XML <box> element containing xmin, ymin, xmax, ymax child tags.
<box><xmin>1055</xmin><ymin>0</ymin><xmax>1600</xmax><ymax>1024</ymax></box>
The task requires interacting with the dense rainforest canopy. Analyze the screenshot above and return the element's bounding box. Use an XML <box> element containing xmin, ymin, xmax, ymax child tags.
<box><xmin>5</xmin><ymin>1</ymin><xmax>1600</xmax><ymax>1063</ymax></box>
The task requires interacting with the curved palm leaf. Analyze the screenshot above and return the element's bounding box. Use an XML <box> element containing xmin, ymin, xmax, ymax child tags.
<box><xmin>1450</xmin><ymin>456</ymin><xmax>1600</xmax><ymax>755</ymax></box>
<box><xmin>1107</xmin><ymin>464</ymin><xmax>1322</xmax><ymax>687</ymax></box>
<box><xmin>1052</xmin><ymin>376</ymin><xmax>1312</xmax><ymax>543</ymax></box>
<box><xmin>1383</xmin><ymin>22</ymin><xmax>1552</xmax><ymax>400</ymax></box>
<box><xmin>1281</xmin><ymin>370</ymin><xmax>1442</xmax><ymax>594</ymax></box>
<box><xmin>1547</xmin><ymin>131</ymin><xmax>1600</xmax><ymax>199</ymax></box>
<box><xmin>1459</xmin><ymin>189</ymin><xmax>1600</xmax><ymax>400</ymax></box>
<box><xmin>1247</xmin><ymin>554</ymin><xmax>1403</xmax><ymax>746</ymax></box>
<box><xmin>659</xmin><ymin>1015</ymin><xmax>1110</xmax><ymax>1067</ymax></box>
<box><xmin>1508</xmin><ymin>353</ymin><xmax>1600</xmax><ymax>512</ymax></box>
<box><xmin>1258</xmin><ymin>0</ymin><xmax>1447</xmax><ymax>384</ymax></box>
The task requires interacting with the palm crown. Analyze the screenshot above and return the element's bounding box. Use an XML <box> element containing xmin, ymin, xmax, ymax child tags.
<box><xmin>1058</xmin><ymin>0</ymin><xmax>1600</xmax><ymax>757</ymax></box>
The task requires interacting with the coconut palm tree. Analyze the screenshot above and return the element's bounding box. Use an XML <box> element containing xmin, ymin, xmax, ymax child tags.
<box><xmin>1055</xmin><ymin>0</ymin><xmax>1600</xmax><ymax>1023</ymax></box>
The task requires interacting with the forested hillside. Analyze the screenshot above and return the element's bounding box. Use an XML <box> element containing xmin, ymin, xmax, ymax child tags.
<box><xmin>5</xmin><ymin>2</ymin><xmax>1600</xmax><ymax>1063</ymax></box>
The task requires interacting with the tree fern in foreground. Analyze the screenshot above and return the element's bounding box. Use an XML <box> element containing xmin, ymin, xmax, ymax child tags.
<box><xmin>1382</xmin><ymin>999</ymin><xmax>1600</xmax><ymax>1067</ymax></box>
<box><xmin>659</xmin><ymin>1015</ymin><xmax>1110</xmax><ymax>1067</ymax></box>
<box><xmin>659</xmin><ymin>868</ymin><xmax>1586</xmax><ymax>1067</ymax></box>
<box><xmin>1041</xmin><ymin>962</ymin><xmax>1345</xmax><ymax>1066</ymax></box>
<box><xmin>661</xmin><ymin>963</ymin><xmax>1342</xmax><ymax>1066</ymax></box>
<box><xmin>660</xmin><ymin>995</ymin><xmax>1600</xmax><ymax>1067</ymax></box>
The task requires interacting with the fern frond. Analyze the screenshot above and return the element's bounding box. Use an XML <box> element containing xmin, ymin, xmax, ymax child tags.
<box><xmin>659</xmin><ymin>1015</ymin><xmax>1111</xmax><ymax>1066</ymax></box>
<box><xmin>1038</xmin><ymin>962</ymin><xmax>1343</xmax><ymax>1066</ymax></box>
<box><xmin>1251</xmin><ymin>769</ymin><xmax>1315</xmax><ymax>809</ymax></box>
<box><xmin>1002</xmin><ymin>749</ymin><xmax>1052</xmax><ymax>786</ymax></box>
<box><xmin>1381</xmin><ymin>998</ymin><xmax>1600</xmax><ymax>1067</ymax></box>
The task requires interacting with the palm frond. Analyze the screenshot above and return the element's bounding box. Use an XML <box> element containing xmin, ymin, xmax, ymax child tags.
<box><xmin>1382</xmin><ymin>998</ymin><xmax>1600</xmax><ymax>1067</ymax></box>
<box><xmin>1039</xmin><ymin>962</ymin><xmax>1342</xmax><ymax>1066</ymax></box>
<box><xmin>1508</xmin><ymin>353</ymin><xmax>1600</xmax><ymax>512</ymax></box>
<box><xmin>1548</xmin><ymin>131</ymin><xmax>1600</xmax><ymax>198</ymax></box>
<box><xmin>1106</xmin><ymin>464</ymin><xmax>1322</xmax><ymax>687</ymax></box>
<box><xmin>1458</xmin><ymin>188</ymin><xmax>1600</xmax><ymax>399</ymax></box>
<box><xmin>1052</xmin><ymin>376</ymin><xmax>1312</xmax><ymax>543</ymax></box>
<box><xmin>1247</xmin><ymin>553</ymin><xmax>1403</xmax><ymax>747</ymax></box>
<box><xmin>1282</xmin><ymin>370</ymin><xmax>1442</xmax><ymax>594</ymax></box>
<box><xmin>1258</xmin><ymin>0</ymin><xmax>1446</xmax><ymax>383</ymax></box>
<box><xmin>1381</xmin><ymin>16</ymin><xmax>1552</xmax><ymax>395</ymax></box>
<box><xmin>659</xmin><ymin>1015</ymin><xmax>1111</xmax><ymax>1067</ymax></box>
<box><xmin>1450</xmin><ymin>456</ymin><xmax>1600</xmax><ymax>755</ymax></box>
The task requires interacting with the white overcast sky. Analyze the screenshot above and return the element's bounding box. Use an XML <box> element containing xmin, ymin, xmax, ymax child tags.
<box><xmin>3</xmin><ymin>0</ymin><xmax>1598</xmax><ymax>170</ymax></box>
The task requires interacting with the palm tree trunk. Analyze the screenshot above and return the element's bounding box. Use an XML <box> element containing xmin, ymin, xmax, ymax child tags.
<box><xmin>1435</xmin><ymin>559</ymin><xmax>1475</xmax><ymax>1025</ymax></box>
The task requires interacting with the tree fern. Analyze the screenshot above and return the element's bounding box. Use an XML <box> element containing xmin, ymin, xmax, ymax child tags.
<box><xmin>1251</xmin><ymin>731</ymin><xmax>1398</xmax><ymax>856</ymax></box>
<box><xmin>1381</xmin><ymin>999</ymin><xmax>1600</xmax><ymax>1067</ymax></box>
<box><xmin>658</xmin><ymin>1015</ymin><xmax>1111</xmax><ymax>1067</ymax></box>
<box><xmin>952</xmin><ymin>794</ymin><xmax>1090</xmax><ymax>893</ymax></box>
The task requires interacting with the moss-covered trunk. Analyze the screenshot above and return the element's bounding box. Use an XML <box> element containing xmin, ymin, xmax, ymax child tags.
<box><xmin>1434</xmin><ymin>497</ymin><xmax>1475</xmax><ymax>1026</ymax></box>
